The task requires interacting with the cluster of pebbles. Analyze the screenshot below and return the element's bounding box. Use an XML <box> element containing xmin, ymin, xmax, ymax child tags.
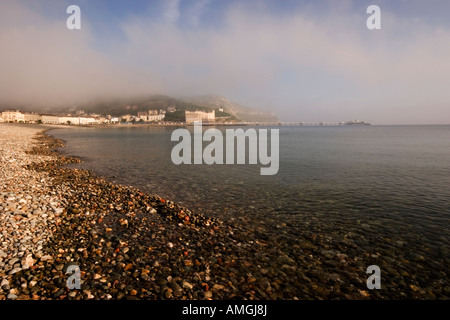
<box><xmin>0</xmin><ymin>123</ymin><xmax>447</xmax><ymax>300</ymax></box>
<box><xmin>0</xmin><ymin>124</ymin><xmax>67</xmax><ymax>300</ymax></box>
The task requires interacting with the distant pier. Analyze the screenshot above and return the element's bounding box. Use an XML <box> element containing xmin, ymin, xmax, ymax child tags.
<box><xmin>281</xmin><ymin>121</ymin><xmax>370</xmax><ymax>126</ymax></box>
<box><xmin>202</xmin><ymin>120</ymin><xmax>370</xmax><ymax>127</ymax></box>
<box><xmin>281</xmin><ymin>121</ymin><xmax>344</xmax><ymax>126</ymax></box>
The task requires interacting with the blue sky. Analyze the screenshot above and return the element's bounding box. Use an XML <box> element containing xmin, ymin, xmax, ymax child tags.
<box><xmin>1</xmin><ymin>0</ymin><xmax>450</xmax><ymax>124</ymax></box>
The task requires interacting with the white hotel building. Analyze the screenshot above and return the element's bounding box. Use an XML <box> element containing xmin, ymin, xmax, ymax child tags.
<box><xmin>1</xmin><ymin>110</ymin><xmax>101</xmax><ymax>125</ymax></box>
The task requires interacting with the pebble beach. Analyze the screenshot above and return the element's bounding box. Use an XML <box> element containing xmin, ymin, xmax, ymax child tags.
<box><xmin>0</xmin><ymin>123</ymin><xmax>228</xmax><ymax>300</ymax></box>
<box><xmin>0</xmin><ymin>123</ymin><xmax>448</xmax><ymax>300</ymax></box>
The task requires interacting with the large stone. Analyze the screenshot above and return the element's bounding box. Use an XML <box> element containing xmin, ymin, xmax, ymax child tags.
<box><xmin>182</xmin><ymin>281</ymin><xmax>193</xmax><ymax>290</ymax></box>
<box><xmin>9</xmin><ymin>267</ymin><xmax>22</xmax><ymax>275</ymax></box>
<box><xmin>1</xmin><ymin>279</ymin><xmax>10</xmax><ymax>290</ymax></box>
<box><xmin>21</xmin><ymin>255</ymin><xmax>35</xmax><ymax>269</ymax></box>
<box><xmin>277</xmin><ymin>255</ymin><xmax>296</xmax><ymax>266</ymax></box>
<box><xmin>40</xmin><ymin>255</ymin><xmax>53</xmax><ymax>261</ymax></box>
<box><xmin>170</xmin><ymin>281</ymin><xmax>182</xmax><ymax>293</ymax></box>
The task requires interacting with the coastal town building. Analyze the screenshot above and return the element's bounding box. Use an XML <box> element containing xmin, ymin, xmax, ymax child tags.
<box><xmin>2</xmin><ymin>110</ymin><xmax>41</xmax><ymax>123</ymax></box>
<box><xmin>41</xmin><ymin>115</ymin><xmax>59</xmax><ymax>124</ymax></box>
<box><xmin>77</xmin><ymin>117</ymin><xmax>97</xmax><ymax>125</ymax></box>
<box><xmin>146</xmin><ymin>114</ymin><xmax>165</xmax><ymax>122</ymax></box>
<box><xmin>121</xmin><ymin>115</ymin><xmax>133</xmax><ymax>122</ymax></box>
<box><xmin>57</xmin><ymin>116</ymin><xmax>97</xmax><ymax>125</ymax></box>
<box><xmin>56</xmin><ymin>116</ymin><xmax>73</xmax><ymax>125</ymax></box>
<box><xmin>1</xmin><ymin>110</ymin><xmax>104</xmax><ymax>125</ymax></box>
<box><xmin>185</xmin><ymin>110</ymin><xmax>215</xmax><ymax>124</ymax></box>
<box><xmin>2</xmin><ymin>110</ymin><xmax>23</xmax><ymax>122</ymax></box>
<box><xmin>1</xmin><ymin>108</ymin><xmax>176</xmax><ymax>125</ymax></box>
<box><xmin>23</xmin><ymin>113</ymin><xmax>42</xmax><ymax>123</ymax></box>
<box><xmin>137</xmin><ymin>110</ymin><xmax>166</xmax><ymax>122</ymax></box>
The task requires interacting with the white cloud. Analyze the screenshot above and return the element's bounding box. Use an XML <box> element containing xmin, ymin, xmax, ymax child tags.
<box><xmin>164</xmin><ymin>0</ymin><xmax>181</xmax><ymax>24</ymax></box>
<box><xmin>187</xmin><ymin>0</ymin><xmax>210</xmax><ymax>27</ymax></box>
<box><xmin>1</xmin><ymin>1</ymin><xmax>450</xmax><ymax>124</ymax></box>
<box><xmin>116</xmin><ymin>5</ymin><xmax>450</xmax><ymax>123</ymax></box>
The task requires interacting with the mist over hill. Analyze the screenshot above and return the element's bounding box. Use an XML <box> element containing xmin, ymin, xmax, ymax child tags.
<box><xmin>7</xmin><ymin>94</ymin><xmax>279</xmax><ymax>122</ymax></box>
<box><xmin>181</xmin><ymin>95</ymin><xmax>279</xmax><ymax>122</ymax></box>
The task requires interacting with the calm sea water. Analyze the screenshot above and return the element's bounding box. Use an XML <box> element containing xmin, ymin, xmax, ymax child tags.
<box><xmin>49</xmin><ymin>125</ymin><xmax>450</xmax><ymax>284</ymax></box>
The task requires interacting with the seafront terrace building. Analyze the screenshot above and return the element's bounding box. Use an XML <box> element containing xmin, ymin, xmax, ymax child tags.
<box><xmin>185</xmin><ymin>110</ymin><xmax>215</xmax><ymax>124</ymax></box>
<box><xmin>45</xmin><ymin>115</ymin><xmax>98</xmax><ymax>125</ymax></box>
<box><xmin>2</xmin><ymin>110</ymin><xmax>41</xmax><ymax>123</ymax></box>
<box><xmin>137</xmin><ymin>110</ymin><xmax>166</xmax><ymax>122</ymax></box>
<box><xmin>137</xmin><ymin>114</ymin><xmax>166</xmax><ymax>122</ymax></box>
<box><xmin>1</xmin><ymin>110</ymin><xmax>103</xmax><ymax>125</ymax></box>
<box><xmin>23</xmin><ymin>113</ymin><xmax>42</xmax><ymax>123</ymax></box>
<box><xmin>2</xmin><ymin>110</ymin><xmax>24</xmax><ymax>122</ymax></box>
<box><xmin>41</xmin><ymin>115</ymin><xmax>59</xmax><ymax>124</ymax></box>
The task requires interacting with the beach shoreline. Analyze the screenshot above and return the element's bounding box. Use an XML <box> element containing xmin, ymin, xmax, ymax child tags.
<box><xmin>0</xmin><ymin>123</ymin><xmax>235</xmax><ymax>300</ymax></box>
<box><xmin>4</xmin><ymin>123</ymin><xmax>315</xmax><ymax>301</ymax></box>
<box><xmin>1</xmin><ymin>123</ymin><xmax>446</xmax><ymax>300</ymax></box>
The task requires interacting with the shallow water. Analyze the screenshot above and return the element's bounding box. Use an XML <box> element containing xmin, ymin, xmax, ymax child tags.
<box><xmin>50</xmin><ymin>124</ymin><xmax>450</xmax><ymax>296</ymax></box>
